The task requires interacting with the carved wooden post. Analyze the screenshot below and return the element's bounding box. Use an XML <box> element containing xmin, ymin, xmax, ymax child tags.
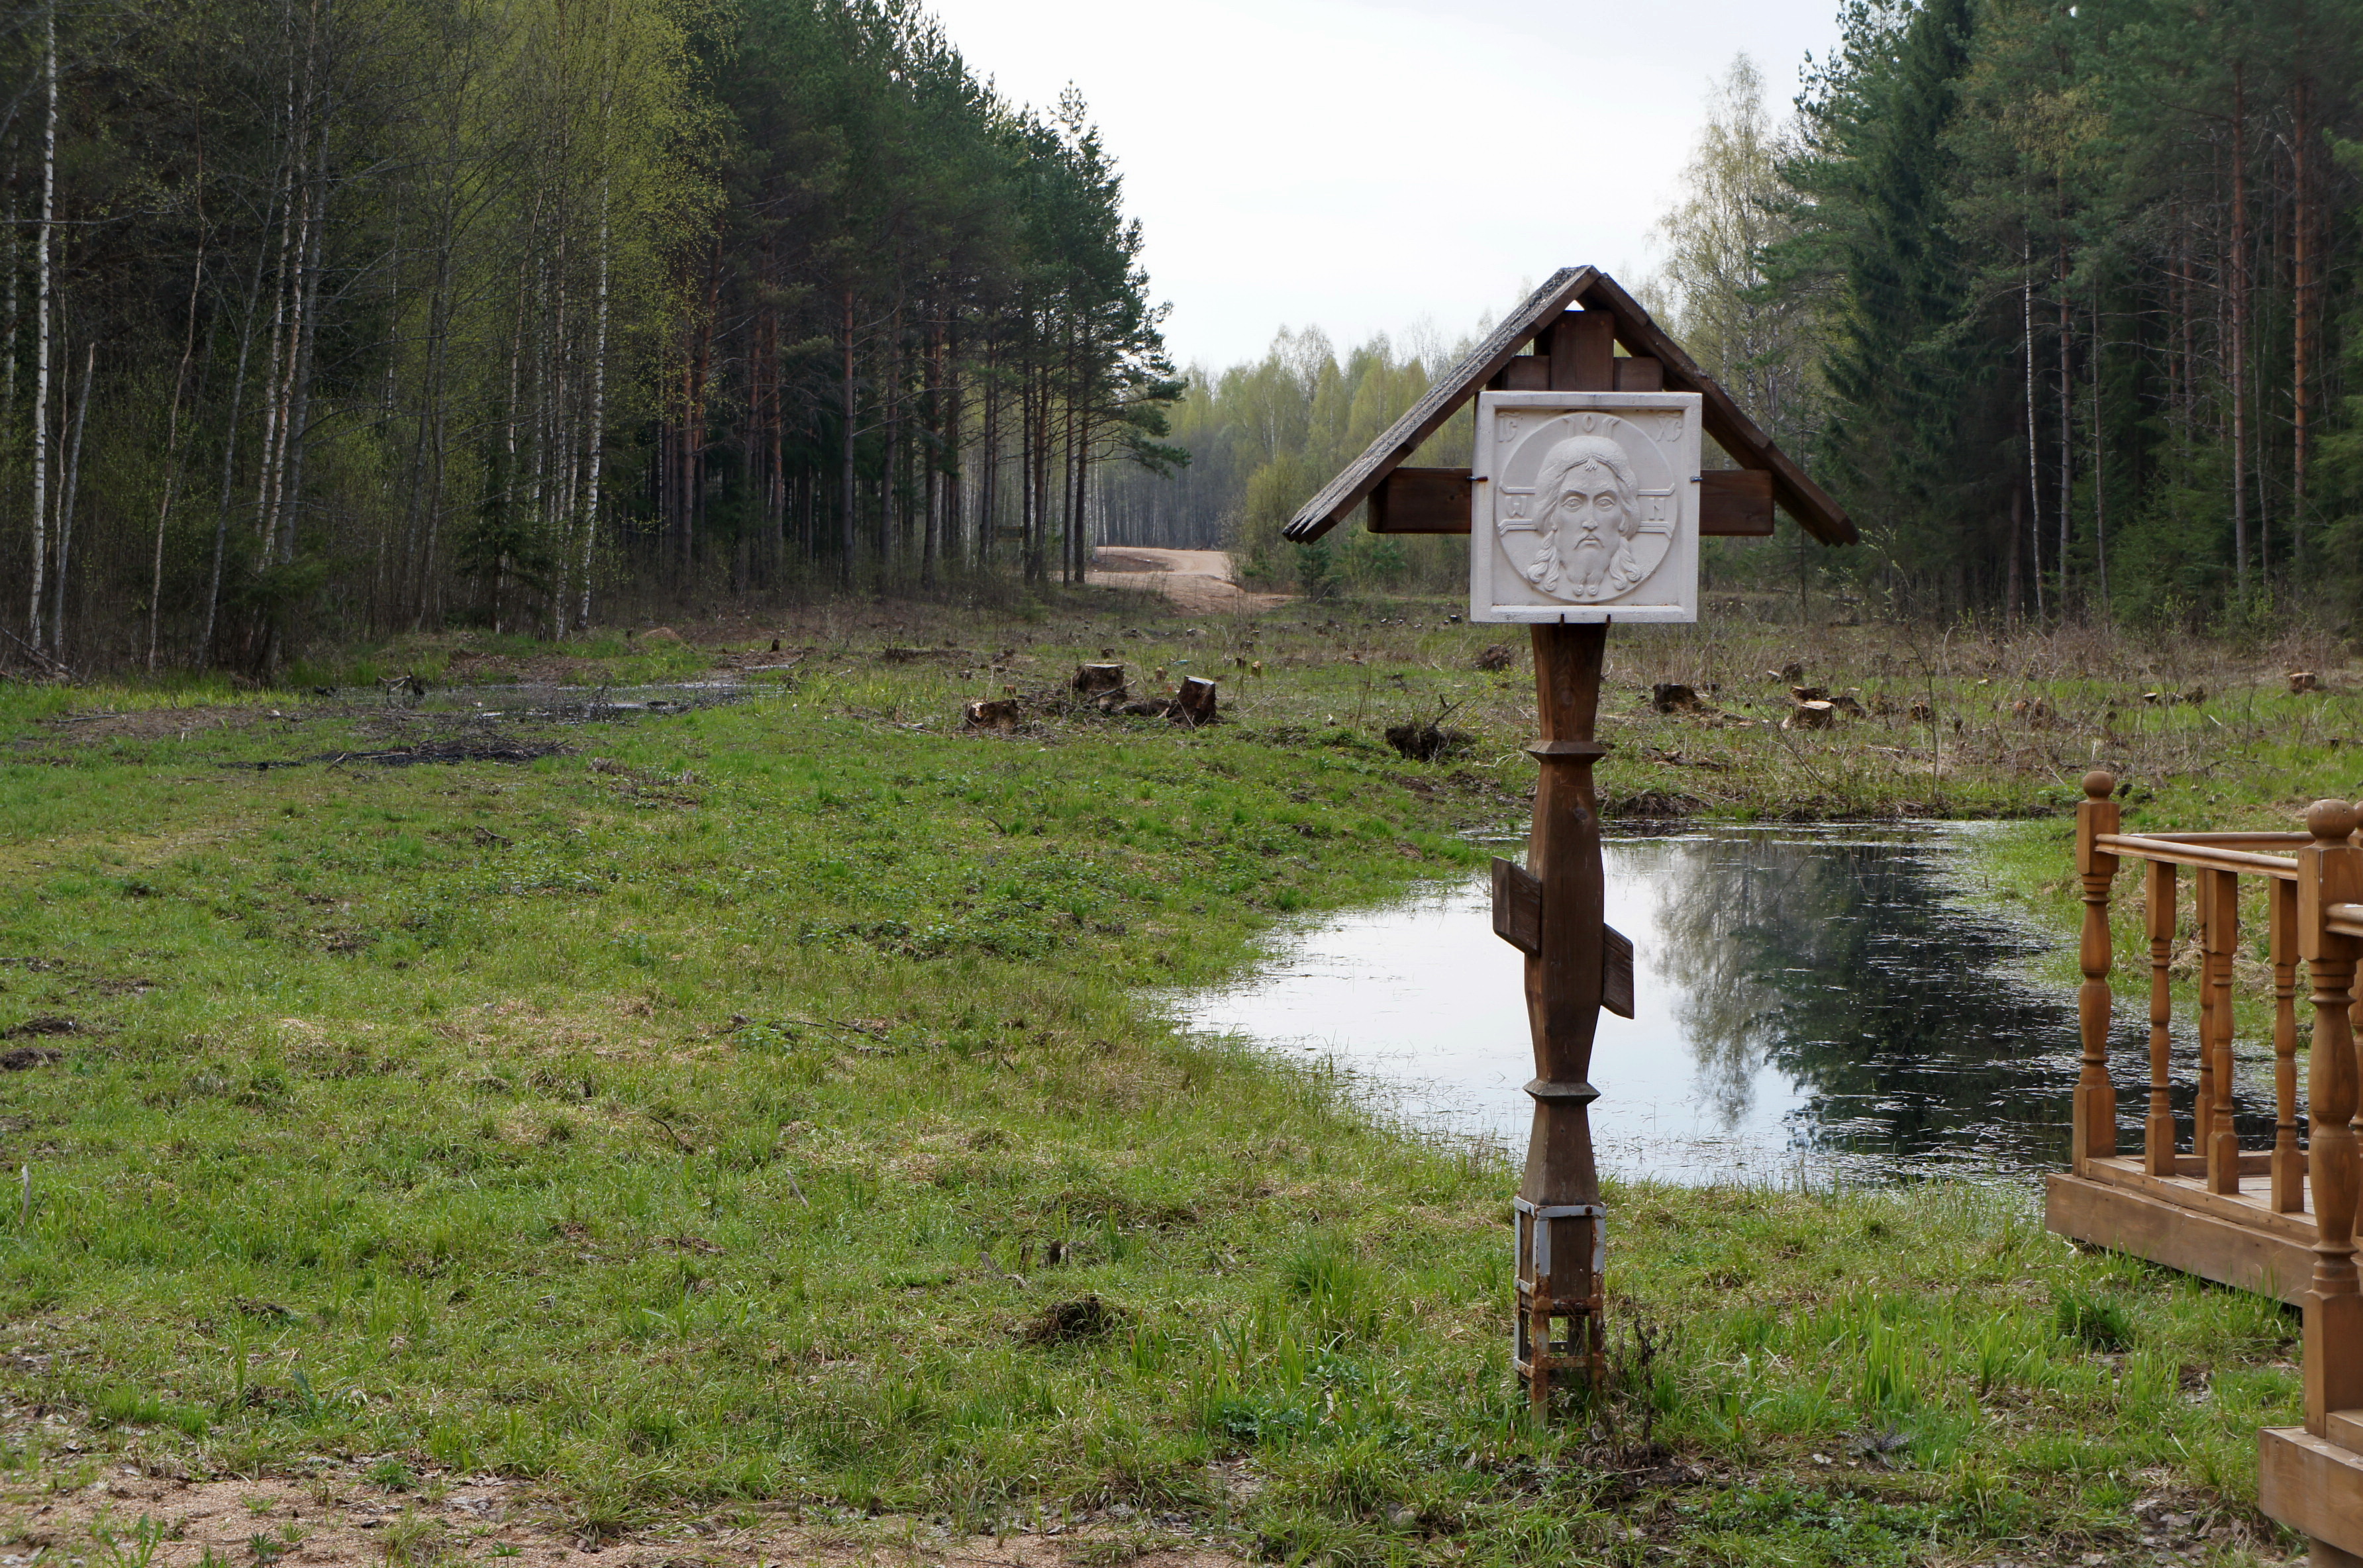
<box><xmin>2204</xmin><ymin>867</ymin><xmax>2242</xmax><ymax>1194</ymax></box>
<box><xmin>1513</xmin><ymin>622</ymin><xmax>1609</xmax><ymax>1412</ymax></box>
<box><xmin>1505</xmin><ymin>308</ymin><xmax>1618</xmax><ymax>1414</ymax></box>
<box><xmin>2273</xmin><ymin>875</ymin><xmax>2306</xmax><ymax>1212</ymax></box>
<box><xmin>2074</xmin><ymin>771</ymin><xmax>2119</xmax><ymax>1173</ymax></box>
<box><xmin>2299</xmin><ymin>801</ymin><xmax>2363</xmax><ymax>1434</ymax></box>
<box><xmin>2146</xmin><ymin>859</ymin><xmax>2178</xmax><ymax>1177</ymax></box>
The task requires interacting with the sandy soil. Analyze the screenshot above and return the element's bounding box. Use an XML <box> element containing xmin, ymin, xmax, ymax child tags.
<box><xmin>1084</xmin><ymin>548</ymin><xmax>1287</xmax><ymax>616</ymax></box>
<box><xmin>3</xmin><ymin>1465</ymin><xmax>1247</xmax><ymax>1568</ymax></box>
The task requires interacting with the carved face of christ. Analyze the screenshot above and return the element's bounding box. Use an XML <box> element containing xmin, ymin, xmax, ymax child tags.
<box><xmin>1554</xmin><ymin>460</ymin><xmax>1633</xmax><ymax>552</ymax></box>
<box><xmin>1525</xmin><ymin>432</ymin><xmax>1642</xmax><ymax>600</ymax></box>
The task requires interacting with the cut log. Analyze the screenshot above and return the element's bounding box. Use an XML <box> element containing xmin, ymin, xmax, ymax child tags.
<box><xmin>1074</xmin><ymin>662</ymin><xmax>1125</xmax><ymax>695</ymax></box>
<box><xmin>1783</xmin><ymin>701</ymin><xmax>1836</xmax><ymax>730</ymax></box>
<box><xmin>2291</xmin><ymin>671</ymin><xmax>2324</xmax><ymax>693</ymax></box>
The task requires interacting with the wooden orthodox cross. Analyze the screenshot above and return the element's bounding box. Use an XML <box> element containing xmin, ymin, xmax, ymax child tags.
<box><xmin>1284</xmin><ymin>268</ymin><xmax>1853</xmax><ymax>1410</ymax></box>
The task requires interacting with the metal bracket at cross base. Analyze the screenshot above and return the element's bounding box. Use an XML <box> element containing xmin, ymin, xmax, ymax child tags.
<box><xmin>1512</xmin><ymin>1197</ymin><xmax>1605</xmax><ymax>1397</ymax></box>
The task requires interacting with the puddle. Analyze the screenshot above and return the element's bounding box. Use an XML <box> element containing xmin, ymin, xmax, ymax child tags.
<box><xmin>1170</xmin><ymin>824</ymin><xmax>2257</xmax><ymax>1186</ymax></box>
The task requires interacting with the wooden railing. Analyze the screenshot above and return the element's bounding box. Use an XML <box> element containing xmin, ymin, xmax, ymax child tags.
<box><xmin>2066</xmin><ymin>775</ymin><xmax>2363</xmax><ymax>1563</ymax></box>
<box><xmin>2073</xmin><ymin>777</ymin><xmax>2363</xmax><ymax>1406</ymax></box>
<box><xmin>2074</xmin><ymin>770</ymin><xmax>2314</xmax><ymax>1203</ymax></box>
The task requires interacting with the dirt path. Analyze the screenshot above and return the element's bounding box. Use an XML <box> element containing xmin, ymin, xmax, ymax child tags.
<box><xmin>1086</xmin><ymin>547</ymin><xmax>1287</xmax><ymax>614</ymax></box>
<box><xmin>3</xmin><ymin>1465</ymin><xmax>1244</xmax><ymax>1568</ymax></box>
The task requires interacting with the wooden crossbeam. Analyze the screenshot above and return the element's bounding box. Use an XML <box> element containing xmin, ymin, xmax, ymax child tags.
<box><xmin>1701</xmin><ymin>469</ymin><xmax>1774</xmax><ymax>536</ymax></box>
<box><xmin>1367</xmin><ymin>468</ymin><xmax>1472</xmax><ymax>534</ymax></box>
<box><xmin>1367</xmin><ymin>466</ymin><xmax>1773</xmax><ymax>537</ymax></box>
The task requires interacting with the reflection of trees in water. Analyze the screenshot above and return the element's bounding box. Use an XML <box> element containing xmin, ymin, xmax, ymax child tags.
<box><xmin>1639</xmin><ymin>832</ymin><xmax>2086</xmax><ymax>1171</ymax></box>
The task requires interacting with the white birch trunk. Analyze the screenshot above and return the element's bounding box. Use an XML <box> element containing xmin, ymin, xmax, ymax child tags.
<box><xmin>204</xmin><ymin>221</ymin><xmax>272</xmax><ymax>662</ymax></box>
<box><xmin>278</xmin><ymin>125</ymin><xmax>330</xmax><ymax>569</ymax></box>
<box><xmin>576</xmin><ymin>194</ymin><xmax>610</xmax><ymax>632</ymax></box>
<box><xmin>3</xmin><ymin>167</ymin><xmax>19</xmax><ymax>431</ymax></box>
<box><xmin>2022</xmin><ymin>244</ymin><xmax>2044</xmax><ymax>621</ymax></box>
<box><xmin>250</xmin><ymin>177</ymin><xmax>297</xmax><ymax>565</ymax></box>
<box><xmin>151</xmin><ymin>187</ymin><xmax>206</xmax><ymax>670</ymax></box>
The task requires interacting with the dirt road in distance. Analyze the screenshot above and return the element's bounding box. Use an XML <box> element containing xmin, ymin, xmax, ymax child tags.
<box><xmin>1086</xmin><ymin>546</ymin><xmax>1287</xmax><ymax>615</ymax></box>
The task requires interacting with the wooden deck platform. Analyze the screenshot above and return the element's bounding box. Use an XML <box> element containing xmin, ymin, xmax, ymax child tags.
<box><xmin>2046</xmin><ymin>1160</ymin><xmax>2313</xmax><ymax>1304</ymax></box>
<box><xmin>2044</xmin><ymin>783</ymin><xmax>2363</xmax><ymax>1563</ymax></box>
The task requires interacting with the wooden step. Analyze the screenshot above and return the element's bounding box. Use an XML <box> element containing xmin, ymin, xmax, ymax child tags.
<box><xmin>2261</xmin><ymin>1426</ymin><xmax>2363</xmax><ymax>1558</ymax></box>
<box><xmin>2046</xmin><ymin>1172</ymin><xmax>2312</xmax><ymax>1304</ymax></box>
<box><xmin>2078</xmin><ymin>1157</ymin><xmax>2315</xmax><ymax>1242</ymax></box>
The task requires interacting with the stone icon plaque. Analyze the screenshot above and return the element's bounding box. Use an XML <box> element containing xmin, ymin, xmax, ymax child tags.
<box><xmin>1470</xmin><ymin>391</ymin><xmax>1702</xmax><ymax>624</ymax></box>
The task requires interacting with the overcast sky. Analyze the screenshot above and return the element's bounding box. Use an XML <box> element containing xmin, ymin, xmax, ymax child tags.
<box><xmin>922</xmin><ymin>0</ymin><xmax>1844</xmax><ymax>373</ymax></box>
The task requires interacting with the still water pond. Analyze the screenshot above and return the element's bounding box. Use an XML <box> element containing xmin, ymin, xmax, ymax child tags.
<box><xmin>1171</xmin><ymin>825</ymin><xmax>2125</xmax><ymax>1186</ymax></box>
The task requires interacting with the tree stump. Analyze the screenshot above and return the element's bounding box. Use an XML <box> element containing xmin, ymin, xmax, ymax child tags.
<box><xmin>1172</xmin><ymin>677</ymin><xmax>1218</xmax><ymax>727</ymax></box>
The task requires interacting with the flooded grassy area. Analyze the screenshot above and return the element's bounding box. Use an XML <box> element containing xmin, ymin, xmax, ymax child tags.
<box><xmin>0</xmin><ymin>591</ymin><xmax>2348</xmax><ymax>1565</ymax></box>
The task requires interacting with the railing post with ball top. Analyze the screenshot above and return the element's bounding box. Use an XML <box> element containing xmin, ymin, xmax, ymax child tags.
<box><xmin>2074</xmin><ymin>770</ymin><xmax>2120</xmax><ymax>1174</ymax></box>
<box><xmin>2299</xmin><ymin>799</ymin><xmax>2363</xmax><ymax>1433</ymax></box>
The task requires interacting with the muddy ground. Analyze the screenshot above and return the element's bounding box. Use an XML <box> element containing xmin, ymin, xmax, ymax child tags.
<box><xmin>4</xmin><ymin>1461</ymin><xmax>1247</xmax><ymax>1568</ymax></box>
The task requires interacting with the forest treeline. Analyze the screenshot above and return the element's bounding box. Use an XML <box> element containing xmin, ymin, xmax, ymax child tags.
<box><xmin>0</xmin><ymin>0</ymin><xmax>1178</xmax><ymax>673</ymax></box>
<box><xmin>9</xmin><ymin>0</ymin><xmax>2358</xmax><ymax>671</ymax></box>
<box><xmin>1141</xmin><ymin>0</ymin><xmax>2363</xmax><ymax>627</ymax></box>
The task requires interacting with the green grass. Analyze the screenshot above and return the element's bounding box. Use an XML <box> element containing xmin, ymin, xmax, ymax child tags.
<box><xmin>0</xmin><ymin>595</ymin><xmax>2335</xmax><ymax>1564</ymax></box>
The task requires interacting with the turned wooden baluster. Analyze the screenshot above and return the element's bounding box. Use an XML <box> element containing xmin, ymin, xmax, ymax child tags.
<box><xmin>2146</xmin><ymin>859</ymin><xmax>2178</xmax><ymax>1177</ymax></box>
<box><xmin>2074</xmin><ymin>771</ymin><xmax>2119</xmax><ymax>1173</ymax></box>
<box><xmin>2273</xmin><ymin>875</ymin><xmax>2305</xmax><ymax>1212</ymax></box>
<box><xmin>2203</xmin><ymin>866</ymin><xmax>2242</xmax><ymax>1194</ymax></box>
<box><xmin>2195</xmin><ymin>869</ymin><xmax>2218</xmax><ymax>1160</ymax></box>
<box><xmin>2300</xmin><ymin>801</ymin><xmax>2363</xmax><ymax>1434</ymax></box>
